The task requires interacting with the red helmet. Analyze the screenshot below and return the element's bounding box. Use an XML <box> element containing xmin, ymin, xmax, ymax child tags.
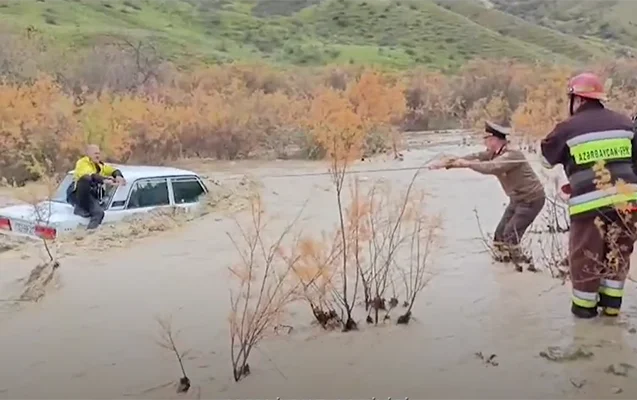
<box><xmin>567</xmin><ymin>72</ymin><xmax>606</xmax><ymax>101</ymax></box>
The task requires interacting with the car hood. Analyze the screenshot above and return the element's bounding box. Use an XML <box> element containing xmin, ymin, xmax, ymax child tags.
<box><xmin>0</xmin><ymin>201</ymin><xmax>77</xmax><ymax>225</ymax></box>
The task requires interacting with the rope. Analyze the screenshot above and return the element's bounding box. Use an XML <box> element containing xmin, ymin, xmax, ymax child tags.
<box><xmin>463</xmin><ymin>158</ymin><xmax>547</xmax><ymax>165</ymax></box>
<box><xmin>210</xmin><ymin>153</ymin><xmax>548</xmax><ymax>181</ymax></box>
<box><xmin>210</xmin><ymin>157</ymin><xmax>552</xmax><ymax>180</ymax></box>
<box><xmin>210</xmin><ymin>153</ymin><xmax>445</xmax><ymax>181</ymax></box>
<box><xmin>233</xmin><ymin>165</ymin><xmax>436</xmax><ymax>180</ymax></box>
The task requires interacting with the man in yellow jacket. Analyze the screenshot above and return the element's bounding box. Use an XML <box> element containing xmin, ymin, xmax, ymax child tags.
<box><xmin>67</xmin><ymin>144</ymin><xmax>126</xmax><ymax>229</ymax></box>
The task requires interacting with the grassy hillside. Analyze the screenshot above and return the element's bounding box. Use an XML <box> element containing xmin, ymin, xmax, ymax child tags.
<box><xmin>488</xmin><ymin>0</ymin><xmax>637</xmax><ymax>56</ymax></box>
<box><xmin>435</xmin><ymin>0</ymin><xmax>622</xmax><ymax>60</ymax></box>
<box><xmin>0</xmin><ymin>0</ymin><xmax>632</xmax><ymax>69</ymax></box>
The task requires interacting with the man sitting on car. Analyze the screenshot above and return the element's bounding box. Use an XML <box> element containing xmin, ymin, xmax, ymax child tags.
<box><xmin>66</xmin><ymin>144</ymin><xmax>126</xmax><ymax>230</ymax></box>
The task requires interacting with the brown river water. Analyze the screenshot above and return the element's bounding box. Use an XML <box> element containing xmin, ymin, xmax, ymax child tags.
<box><xmin>1</xmin><ymin>138</ymin><xmax>637</xmax><ymax>399</ymax></box>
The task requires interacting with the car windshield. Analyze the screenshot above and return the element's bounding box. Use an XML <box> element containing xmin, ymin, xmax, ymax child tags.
<box><xmin>51</xmin><ymin>174</ymin><xmax>74</xmax><ymax>202</ymax></box>
<box><xmin>51</xmin><ymin>174</ymin><xmax>116</xmax><ymax>207</ymax></box>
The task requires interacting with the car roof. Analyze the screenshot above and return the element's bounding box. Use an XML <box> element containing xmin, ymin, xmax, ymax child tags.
<box><xmin>66</xmin><ymin>165</ymin><xmax>200</xmax><ymax>181</ymax></box>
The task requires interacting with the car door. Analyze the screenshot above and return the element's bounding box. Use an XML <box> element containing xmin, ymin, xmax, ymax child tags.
<box><xmin>169</xmin><ymin>176</ymin><xmax>208</xmax><ymax>213</ymax></box>
<box><xmin>115</xmin><ymin>177</ymin><xmax>172</xmax><ymax>220</ymax></box>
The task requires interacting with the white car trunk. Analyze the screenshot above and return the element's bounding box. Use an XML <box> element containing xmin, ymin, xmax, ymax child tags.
<box><xmin>0</xmin><ymin>201</ymin><xmax>84</xmax><ymax>238</ymax></box>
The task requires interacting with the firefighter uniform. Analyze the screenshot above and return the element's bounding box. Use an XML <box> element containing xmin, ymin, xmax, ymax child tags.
<box><xmin>541</xmin><ymin>72</ymin><xmax>637</xmax><ymax>318</ymax></box>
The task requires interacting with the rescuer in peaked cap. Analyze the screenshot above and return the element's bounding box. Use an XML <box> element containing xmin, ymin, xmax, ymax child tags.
<box><xmin>429</xmin><ymin>121</ymin><xmax>545</xmax><ymax>271</ymax></box>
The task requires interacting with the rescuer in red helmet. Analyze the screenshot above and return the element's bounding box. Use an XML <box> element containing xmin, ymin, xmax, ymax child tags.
<box><xmin>541</xmin><ymin>72</ymin><xmax>637</xmax><ymax>319</ymax></box>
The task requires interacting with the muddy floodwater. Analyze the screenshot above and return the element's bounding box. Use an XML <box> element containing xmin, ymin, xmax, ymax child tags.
<box><xmin>2</xmin><ymin>140</ymin><xmax>637</xmax><ymax>399</ymax></box>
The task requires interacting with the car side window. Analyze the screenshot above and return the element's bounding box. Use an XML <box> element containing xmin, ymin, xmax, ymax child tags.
<box><xmin>172</xmin><ymin>177</ymin><xmax>206</xmax><ymax>204</ymax></box>
<box><xmin>126</xmin><ymin>178</ymin><xmax>170</xmax><ymax>209</ymax></box>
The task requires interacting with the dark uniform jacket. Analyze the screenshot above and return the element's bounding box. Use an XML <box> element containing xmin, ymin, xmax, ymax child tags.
<box><xmin>541</xmin><ymin>101</ymin><xmax>637</xmax><ymax>218</ymax></box>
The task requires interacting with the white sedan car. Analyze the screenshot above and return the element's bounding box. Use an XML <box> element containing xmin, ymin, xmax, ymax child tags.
<box><xmin>0</xmin><ymin>165</ymin><xmax>209</xmax><ymax>241</ymax></box>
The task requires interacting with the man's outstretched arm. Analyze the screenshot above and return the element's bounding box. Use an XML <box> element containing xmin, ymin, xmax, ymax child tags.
<box><xmin>457</xmin><ymin>151</ymin><xmax>520</xmax><ymax>175</ymax></box>
<box><xmin>540</xmin><ymin>122</ymin><xmax>568</xmax><ymax>169</ymax></box>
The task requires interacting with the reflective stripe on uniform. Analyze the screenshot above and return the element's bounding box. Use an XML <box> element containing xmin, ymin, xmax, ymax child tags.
<box><xmin>568</xmin><ymin>184</ymin><xmax>637</xmax><ymax>215</ymax></box>
<box><xmin>566</xmin><ymin>129</ymin><xmax>634</xmax><ymax>165</ymax></box>
<box><xmin>569</xmin><ymin>163</ymin><xmax>636</xmax><ymax>188</ymax></box>
<box><xmin>599</xmin><ymin>278</ymin><xmax>625</xmax><ymax>297</ymax></box>
<box><xmin>566</xmin><ymin>129</ymin><xmax>634</xmax><ymax>147</ymax></box>
<box><xmin>572</xmin><ymin>289</ymin><xmax>598</xmax><ymax>308</ymax></box>
<box><xmin>566</xmin><ymin>129</ymin><xmax>637</xmax><ymax>214</ymax></box>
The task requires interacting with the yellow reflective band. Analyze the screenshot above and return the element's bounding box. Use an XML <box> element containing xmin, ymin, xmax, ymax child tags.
<box><xmin>569</xmin><ymin>192</ymin><xmax>637</xmax><ymax>215</ymax></box>
<box><xmin>572</xmin><ymin>295</ymin><xmax>597</xmax><ymax>308</ymax></box>
<box><xmin>570</xmin><ymin>138</ymin><xmax>632</xmax><ymax>165</ymax></box>
<box><xmin>599</xmin><ymin>287</ymin><xmax>624</xmax><ymax>297</ymax></box>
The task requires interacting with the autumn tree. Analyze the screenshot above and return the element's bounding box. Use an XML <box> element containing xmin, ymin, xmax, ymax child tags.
<box><xmin>511</xmin><ymin>67</ymin><xmax>572</xmax><ymax>140</ymax></box>
<box><xmin>306</xmin><ymin>87</ymin><xmax>363</xmax><ymax>330</ymax></box>
<box><xmin>2</xmin><ymin>59</ymin><xmax>637</xmax><ymax>186</ymax></box>
<box><xmin>0</xmin><ymin>76</ymin><xmax>83</xmax><ymax>184</ymax></box>
<box><xmin>347</xmin><ymin>70</ymin><xmax>407</xmax><ymax>156</ymax></box>
<box><xmin>404</xmin><ymin>69</ymin><xmax>457</xmax><ymax>131</ymax></box>
<box><xmin>464</xmin><ymin>91</ymin><xmax>512</xmax><ymax>131</ymax></box>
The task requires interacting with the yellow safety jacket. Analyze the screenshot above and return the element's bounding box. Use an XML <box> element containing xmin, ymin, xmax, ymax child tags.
<box><xmin>72</xmin><ymin>156</ymin><xmax>119</xmax><ymax>187</ymax></box>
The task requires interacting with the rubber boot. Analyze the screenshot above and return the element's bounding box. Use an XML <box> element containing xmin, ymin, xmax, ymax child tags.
<box><xmin>601</xmin><ymin>307</ymin><xmax>620</xmax><ymax>317</ymax></box>
<box><xmin>599</xmin><ymin>293</ymin><xmax>622</xmax><ymax>317</ymax></box>
<box><xmin>571</xmin><ymin>302</ymin><xmax>598</xmax><ymax>319</ymax></box>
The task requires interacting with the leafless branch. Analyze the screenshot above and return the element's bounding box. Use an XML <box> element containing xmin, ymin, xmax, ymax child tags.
<box><xmin>155</xmin><ymin>316</ymin><xmax>191</xmax><ymax>393</ymax></box>
<box><xmin>227</xmin><ymin>192</ymin><xmax>306</xmax><ymax>381</ymax></box>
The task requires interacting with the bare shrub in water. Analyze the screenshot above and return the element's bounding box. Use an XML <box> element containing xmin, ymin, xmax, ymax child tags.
<box><xmin>396</xmin><ymin>194</ymin><xmax>443</xmax><ymax>324</ymax></box>
<box><xmin>581</xmin><ymin>161</ymin><xmax>637</xmax><ymax>285</ymax></box>
<box><xmin>227</xmin><ymin>193</ymin><xmax>303</xmax><ymax>382</ymax></box>
<box><xmin>533</xmin><ymin>192</ymin><xmax>570</xmax><ymax>281</ymax></box>
<box><xmin>155</xmin><ymin>316</ymin><xmax>192</xmax><ymax>394</ymax></box>
<box><xmin>291</xmin><ymin>175</ymin><xmax>442</xmax><ymax>328</ymax></box>
<box><xmin>473</xmin><ymin>207</ymin><xmax>533</xmax><ymax>270</ymax></box>
<box><xmin>351</xmin><ymin>176</ymin><xmax>442</xmax><ymax>325</ymax></box>
<box><xmin>290</xmin><ymin>231</ymin><xmax>344</xmax><ymax>330</ymax></box>
<box><xmin>298</xmin><ymin>75</ymin><xmax>409</xmax><ymax>331</ymax></box>
<box><xmin>473</xmin><ymin>193</ymin><xmax>570</xmax><ymax>279</ymax></box>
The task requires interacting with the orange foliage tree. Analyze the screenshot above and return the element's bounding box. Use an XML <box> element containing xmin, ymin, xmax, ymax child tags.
<box><xmin>511</xmin><ymin>66</ymin><xmax>573</xmax><ymax>140</ymax></box>
<box><xmin>464</xmin><ymin>91</ymin><xmax>511</xmax><ymax>131</ymax></box>
<box><xmin>305</xmin><ymin>86</ymin><xmax>364</xmax><ymax>331</ymax></box>
<box><xmin>0</xmin><ymin>76</ymin><xmax>83</xmax><ymax>184</ymax></box>
<box><xmin>2</xmin><ymin>59</ymin><xmax>637</xmax><ymax>184</ymax></box>
<box><xmin>299</xmin><ymin>71</ymin><xmax>416</xmax><ymax>331</ymax></box>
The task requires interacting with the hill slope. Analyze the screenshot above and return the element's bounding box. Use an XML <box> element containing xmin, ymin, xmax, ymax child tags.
<box><xmin>0</xmin><ymin>0</ymin><xmax>633</xmax><ymax>69</ymax></box>
<box><xmin>435</xmin><ymin>0</ymin><xmax>627</xmax><ymax>60</ymax></box>
<box><xmin>487</xmin><ymin>0</ymin><xmax>637</xmax><ymax>56</ymax></box>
